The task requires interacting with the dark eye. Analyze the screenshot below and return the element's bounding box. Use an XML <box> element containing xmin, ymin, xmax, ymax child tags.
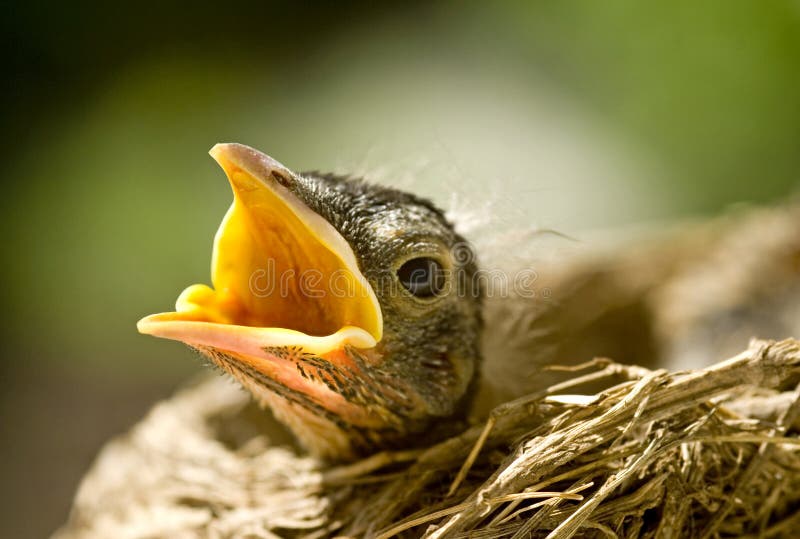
<box><xmin>397</xmin><ymin>257</ymin><xmax>446</xmax><ymax>298</ymax></box>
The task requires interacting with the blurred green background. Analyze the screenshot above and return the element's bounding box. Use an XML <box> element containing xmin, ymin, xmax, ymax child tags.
<box><xmin>2</xmin><ymin>2</ymin><xmax>799</xmax><ymax>537</ymax></box>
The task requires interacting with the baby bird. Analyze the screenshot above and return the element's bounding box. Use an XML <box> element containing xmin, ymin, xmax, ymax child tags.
<box><xmin>139</xmin><ymin>143</ymin><xmax>483</xmax><ymax>460</ymax></box>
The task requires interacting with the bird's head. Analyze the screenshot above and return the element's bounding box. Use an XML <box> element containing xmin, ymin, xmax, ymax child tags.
<box><xmin>138</xmin><ymin>144</ymin><xmax>482</xmax><ymax>459</ymax></box>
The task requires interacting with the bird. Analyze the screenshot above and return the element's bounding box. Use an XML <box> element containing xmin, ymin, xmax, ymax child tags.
<box><xmin>138</xmin><ymin>143</ymin><xmax>483</xmax><ymax>460</ymax></box>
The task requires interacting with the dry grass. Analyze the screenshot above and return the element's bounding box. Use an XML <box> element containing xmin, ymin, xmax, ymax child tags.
<box><xmin>323</xmin><ymin>339</ymin><xmax>800</xmax><ymax>538</ymax></box>
<box><xmin>56</xmin><ymin>339</ymin><xmax>800</xmax><ymax>539</ymax></box>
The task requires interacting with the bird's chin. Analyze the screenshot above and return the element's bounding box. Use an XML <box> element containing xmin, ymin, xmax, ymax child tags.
<box><xmin>137</xmin><ymin>144</ymin><xmax>387</xmax><ymax>454</ymax></box>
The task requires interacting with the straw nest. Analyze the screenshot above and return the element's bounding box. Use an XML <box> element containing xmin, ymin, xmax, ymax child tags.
<box><xmin>56</xmin><ymin>201</ymin><xmax>800</xmax><ymax>538</ymax></box>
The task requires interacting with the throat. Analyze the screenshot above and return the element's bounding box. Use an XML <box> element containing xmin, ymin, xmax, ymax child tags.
<box><xmin>259</xmin><ymin>391</ymin><xmax>362</xmax><ymax>460</ymax></box>
<box><xmin>192</xmin><ymin>343</ymin><xmax>451</xmax><ymax>460</ymax></box>
<box><xmin>194</xmin><ymin>344</ymin><xmax>405</xmax><ymax>459</ymax></box>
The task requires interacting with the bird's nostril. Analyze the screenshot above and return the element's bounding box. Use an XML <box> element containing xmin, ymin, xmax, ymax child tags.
<box><xmin>271</xmin><ymin>171</ymin><xmax>291</xmax><ymax>188</ymax></box>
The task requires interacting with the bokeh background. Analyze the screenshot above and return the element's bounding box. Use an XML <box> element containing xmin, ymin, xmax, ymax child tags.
<box><xmin>2</xmin><ymin>2</ymin><xmax>799</xmax><ymax>537</ymax></box>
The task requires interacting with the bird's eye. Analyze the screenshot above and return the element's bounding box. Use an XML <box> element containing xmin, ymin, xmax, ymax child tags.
<box><xmin>397</xmin><ymin>257</ymin><xmax>446</xmax><ymax>298</ymax></box>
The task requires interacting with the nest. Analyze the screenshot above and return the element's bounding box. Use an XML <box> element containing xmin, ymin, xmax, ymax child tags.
<box><xmin>333</xmin><ymin>339</ymin><xmax>800</xmax><ymax>538</ymax></box>
<box><xmin>56</xmin><ymin>201</ymin><xmax>800</xmax><ymax>538</ymax></box>
<box><xmin>55</xmin><ymin>340</ymin><xmax>800</xmax><ymax>538</ymax></box>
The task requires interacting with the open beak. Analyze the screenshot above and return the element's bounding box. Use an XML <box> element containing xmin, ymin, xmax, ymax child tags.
<box><xmin>138</xmin><ymin>144</ymin><xmax>383</xmax><ymax>398</ymax></box>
